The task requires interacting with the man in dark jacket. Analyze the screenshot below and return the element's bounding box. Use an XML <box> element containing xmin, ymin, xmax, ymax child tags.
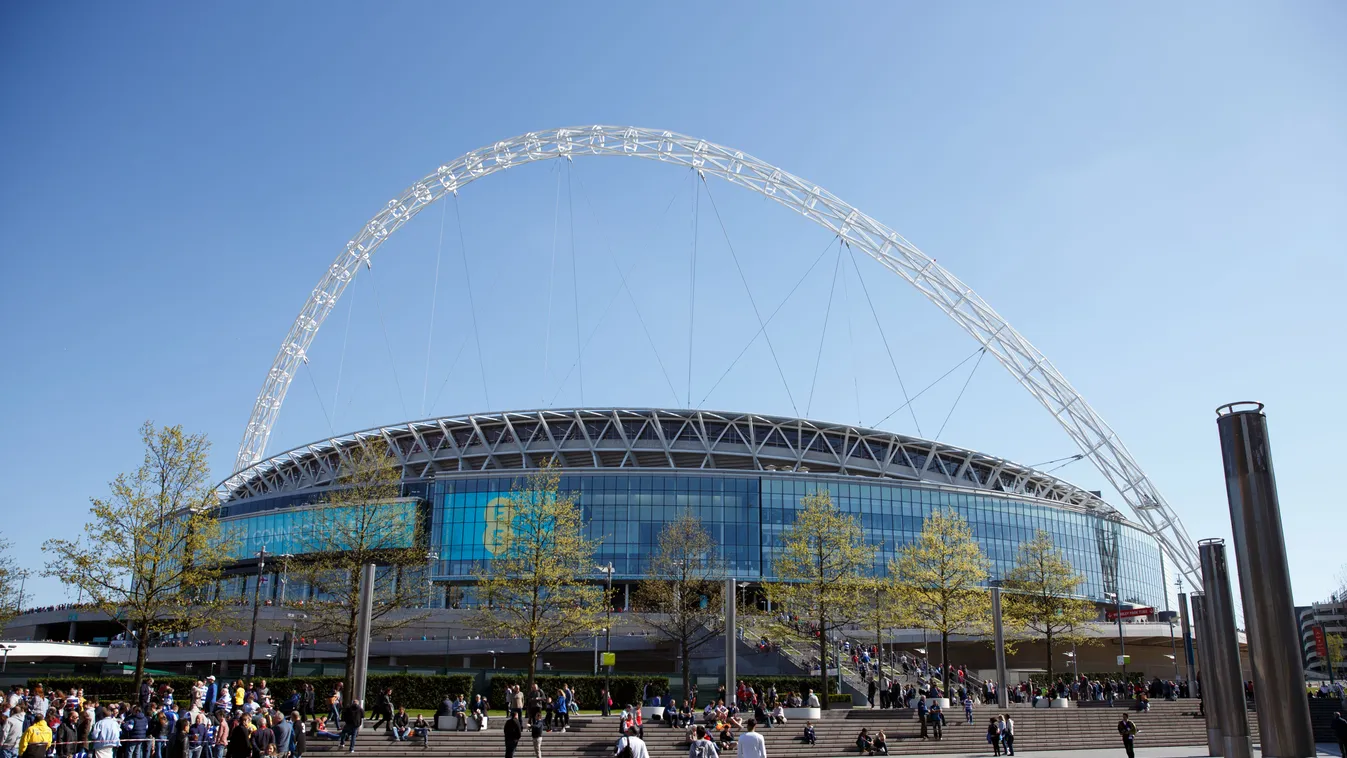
<box><xmin>288</xmin><ymin>713</ymin><xmax>306</xmax><ymax>758</ymax></box>
<box><xmin>503</xmin><ymin>714</ymin><xmax>522</xmax><ymax>758</ymax></box>
<box><xmin>371</xmin><ymin>690</ymin><xmax>394</xmax><ymax>733</ymax></box>
<box><xmin>248</xmin><ymin>716</ymin><xmax>274</xmax><ymax>758</ymax></box>
<box><xmin>1330</xmin><ymin>711</ymin><xmax>1347</xmax><ymax>758</ymax></box>
<box><xmin>338</xmin><ymin>701</ymin><xmax>363</xmax><ymax>753</ymax></box>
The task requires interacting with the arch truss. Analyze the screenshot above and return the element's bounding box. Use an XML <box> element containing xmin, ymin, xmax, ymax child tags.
<box><xmin>233</xmin><ymin>125</ymin><xmax>1201</xmax><ymax>586</ymax></box>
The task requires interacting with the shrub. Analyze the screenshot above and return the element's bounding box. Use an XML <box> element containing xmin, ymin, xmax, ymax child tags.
<box><xmin>29</xmin><ymin>674</ymin><xmax>475</xmax><ymax>711</ymax></box>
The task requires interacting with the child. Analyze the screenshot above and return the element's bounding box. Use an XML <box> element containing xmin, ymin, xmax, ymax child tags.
<box><xmin>802</xmin><ymin>722</ymin><xmax>816</xmax><ymax>745</ymax></box>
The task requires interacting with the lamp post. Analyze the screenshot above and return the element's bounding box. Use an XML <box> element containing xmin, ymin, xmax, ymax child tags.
<box><xmin>597</xmin><ymin>562</ymin><xmax>614</xmax><ymax>706</ymax></box>
<box><xmin>286</xmin><ymin>611</ymin><xmax>308</xmax><ymax>676</ymax></box>
<box><xmin>1065</xmin><ymin>647</ymin><xmax>1080</xmax><ymax>680</ymax></box>
<box><xmin>425</xmin><ymin>552</ymin><xmax>439</xmax><ymax>609</ymax></box>
<box><xmin>277</xmin><ymin>554</ymin><xmax>294</xmax><ymax>607</ymax></box>
<box><xmin>488</xmin><ymin>650</ymin><xmax>498</xmax><ymax>669</ymax></box>
<box><xmin>0</xmin><ymin>644</ymin><xmax>15</xmax><ymax>672</ymax></box>
<box><xmin>245</xmin><ymin>546</ymin><xmax>268</xmax><ymax>676</ymax></box>
<box><xmin>1104</xmin><ymin>591</ymin><xmax>1127</xmax><ymax>684</ymax></box>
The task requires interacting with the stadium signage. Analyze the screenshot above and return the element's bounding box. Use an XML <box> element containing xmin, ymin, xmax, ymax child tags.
<box><xmin>1106</xmin><ymin>606</ymin><xmax>1154</xmax><ymax>620</ymax></box>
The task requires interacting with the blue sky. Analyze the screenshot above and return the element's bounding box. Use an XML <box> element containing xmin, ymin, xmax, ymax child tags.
<box><xmin>2</xmin><ymin>2</ymin><xmax>1343</xmax><ymax>607</ymax></box>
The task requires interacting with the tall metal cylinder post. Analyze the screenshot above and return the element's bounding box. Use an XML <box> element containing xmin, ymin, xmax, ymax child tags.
<box><xmin>1191</xmin><ymin>592</ymin><xmax>1222</xmax><ymax>756</ymax></box>
<box><xmin>1216</xmin><ymin>403</ymin><xmax>1316</xmax><ymax>758</ymax></box>
<box><xmin>724</xmin><ymin>577</ymin><xmax>736</xmax><ymax>702</ymax></box>
<box><xmin>352</xmin><ymin>563</ymin><xmax>376</xmax><ymax>706</ymax></box>
<box><xmin>1178</xmin><ymin>592</ymin><xmax>1196</xmax><ymax>688</ymax></box>
<box><xmin>1199</xmin><ymin>540</ymin><xmax>1251</xmax><ymax>758</ymax></box>
<box><xmin>991</xmin><ymin>585</ymin><xmax>1009</xmax><ymax>708</ymax></box>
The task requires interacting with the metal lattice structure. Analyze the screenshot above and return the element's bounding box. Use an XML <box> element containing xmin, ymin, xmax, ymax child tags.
<box><xmin>233</xmin><ymin>125</ymin><xmax>1201</xmax><ymax>586</ymax></box>
<box><xmin>222</xmin><ymin>408</ymin><xmax>1124</xmax><ymax>520</ymax></box>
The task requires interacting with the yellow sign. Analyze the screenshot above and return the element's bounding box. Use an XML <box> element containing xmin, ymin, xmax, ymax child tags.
<box><xmin>483</xmin><ymin>496</ymin><xmax>514</xmax><ymax>556</ymax></box>
<box><xmin>601</xmin><ymin>652</ymin><xmax>616</xmax><ymax>667</ymax></box>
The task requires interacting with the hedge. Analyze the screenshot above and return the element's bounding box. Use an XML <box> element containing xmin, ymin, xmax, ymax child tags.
<box><xmin>487</xmin><ymin>675</ymin><xmax>666</xmax><ymax>710</ymax></box>
<box><xmin>28</xmin><ymin>674</ymin><xmax>475</xmax><ymax>711</ymax></box>
<box><xmin>1026</xmin><ymin>671</ymin><xmax>1146</xmax><ymax>688</ymax></box>
<box><xmin>732</xmin><ymin>676</ymin><xmax>839</xmax><ymax>698</ymax></box>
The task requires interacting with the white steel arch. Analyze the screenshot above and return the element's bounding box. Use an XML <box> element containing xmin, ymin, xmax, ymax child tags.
<box><xmin>236</xmin><ymin>125</ymin><xmax>1201</xmax><ymax>585</ymax></box>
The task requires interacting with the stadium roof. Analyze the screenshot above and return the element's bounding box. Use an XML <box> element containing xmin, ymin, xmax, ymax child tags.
<box><xmin>220</xmin><ymin>408</ymin><xmax>1124</xmax><ymax>519</ymax></box>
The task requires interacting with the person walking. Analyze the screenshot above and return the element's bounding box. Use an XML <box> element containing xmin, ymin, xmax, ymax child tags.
<box><xmin>986</xmin><ymin>718</ymin><xmax>1002</xmax><ymax>757</ymax></box>
<box><xmin>737</xmin><ymin>720</ymin><xmax>765</xmax><ymax>758</ymax></box>
<box><xmin>1117</xmin><ymin>713</ymin><xmax>1137</xmax><ymax>758</ymax></box>
<box><xmin>1330</xmin><ymin>711</ymin><xmax>1347</xmax><ymax>758</ymax></box>
<box><xmin>504</xmin><ymin>712</ymin><xmax>522</xmax><ymax>758</ymax></box>
<box><xmin>371</xmin><ymin>690</ymin><xmax>393</xmax><ymax>733</ymax></box>
<box><xmin>529</xmin><ymin>715</ymin><xmax>544</xmax><ymax>758</ymax></box>
<box><xmin>917</xmin><ymin>697</ymin><xmax>928</xmax><ymax>740</ymax></box>
<box><xmin>999</xmin><ymin>715</ymin><xmax>1014</xmax><ymax>756</ymax></box>
<box><xmin>338</xmin><ymin>700</ymin><xmax>362</xmax><ymax>754</ymax></box>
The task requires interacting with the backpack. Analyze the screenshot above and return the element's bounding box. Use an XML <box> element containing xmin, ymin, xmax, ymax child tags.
<box><xmin>691</xmin><ymin>739</ymin><xmax>712</xmax><ymax>758</ymax></box>
<box><xmin>617</xmin><ymin>738</ymin><xmax>634</xmax><ymax>758</ymax></box>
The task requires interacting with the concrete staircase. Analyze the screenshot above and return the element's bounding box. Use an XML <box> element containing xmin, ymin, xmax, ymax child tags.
<box><xmin>308</xmin><ymin>701</ymin><xmax>1258</xmax><ymax>758</ymax></box>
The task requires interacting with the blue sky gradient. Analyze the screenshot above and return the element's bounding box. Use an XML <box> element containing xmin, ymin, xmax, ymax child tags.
<box><xmin>2</xmin><ymin>2</ymin><xmax>1343</xmax><ymax>605</ymax></box>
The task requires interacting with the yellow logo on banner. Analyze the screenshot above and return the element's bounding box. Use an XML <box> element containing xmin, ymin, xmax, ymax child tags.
<box><xmin>483</xmin><ymin>496</ymin><xmax>514</xmax><ymax>556</ymax></box>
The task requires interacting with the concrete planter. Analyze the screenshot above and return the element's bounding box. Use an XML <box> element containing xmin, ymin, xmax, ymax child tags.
<box><xmin>640</xmin><ymin>706</ymin><xmax>665</xmax><ymax>721</ymax></box>
<box><xmin>781</xmin><ymin>707</ymin><xmax>821</xmax><ymax>720</ymax></box>
<box><xmin>435</xmin><ymin>715</ymin><xmax>485</xmax><ymax>731</ymax></box>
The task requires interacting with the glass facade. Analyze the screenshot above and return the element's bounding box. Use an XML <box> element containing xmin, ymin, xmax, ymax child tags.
<box><xmin>427</xmin><ymin>472</ymin><xmax>1165</xmax><ymax>608</ymax></box>
<box><xmin>217</xmin><ymin>499</ymin><xmax>420</xmax><ymax>561</ymax></box>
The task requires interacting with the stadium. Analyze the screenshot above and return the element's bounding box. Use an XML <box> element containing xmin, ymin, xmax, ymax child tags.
<box><xmin>216</xmin><ymin>407</ymin><xmax>1167</xmax><ymax>612</ymax></box>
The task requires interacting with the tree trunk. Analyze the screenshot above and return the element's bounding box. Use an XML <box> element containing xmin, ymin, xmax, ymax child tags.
<box><xmin>681</xmin><ymin>640</ymin><xmax>691</xmax><ymax>705</ymax></box>
<box><xmin>819</xmin><ymin>625</ymin><xmax>830</xmax><ymax>710</ymax></box>
<box><xmin>1045</xmin><ymin>629</ymin><xmax>1054</xmax><ymax>685</ymax></box>
<box><xmin>344</xmin><ymin>625</ymin><xmax>358</xmax><ymax>703</ymax></box>
<box><xmin>941</xmin><ymin>630</ymin><xmax>950</xmax><ymax>693</ymax></box>
<box><xmin>526</xmin><ymin>638</ymin><xmax>537</xmax><ymax>692</ymax></box>
<box><xmin>133</xmin><ymin>623</ymin><xmax>149</xmax><ymax>703</ymax></box>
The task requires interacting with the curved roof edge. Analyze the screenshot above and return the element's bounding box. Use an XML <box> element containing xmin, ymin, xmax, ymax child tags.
<box><xmin>218</xmin><ymin>408</ymin><xmax>1124</xmax><ymax>520</ymax></box>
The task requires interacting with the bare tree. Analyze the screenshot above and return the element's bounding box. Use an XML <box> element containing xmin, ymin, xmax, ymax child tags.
<box><xmin>634</xmin><ymin>511</ymin><xmax>725</xmax><ymax>699</ymax></box>
<box><xmin>286</xmin><ymin>440</ymin><xmax>429</xmax><ymax>694</ymax></box>
<box><xmin>763</xmin><ymin>490</ymin><xmax>874</xmax><ymax>708</ymax></box>
<box><xmin>470</xmin><ymin>460</ymin><xmax>606</xmax><ymax>690</ymax></box>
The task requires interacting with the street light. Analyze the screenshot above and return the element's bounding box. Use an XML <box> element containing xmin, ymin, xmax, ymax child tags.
<box><xmin>277</xmin><ymin>554</ymin><xmax>295</xmax><ymax>607</ymax></box>
<box><xmin>596</xmin><ymin>562</ymin><xmax>615</xmax><ymax>710</ymax></box>
<box><xmin>1064</xmin><ymin>648</ymin><xmax>1080</xmax><ymax>680</ymax></box>
<box><xmin>487</xmin><ymin>649</ymin><xmax>499</xmax><ymax>669</ymax></box>
<box><xmin>1104</xmin><ymin>591</ymin><xmax>1127</xmax><ymax>683</ymax></box>
<box><xmin>286</xmin><ymin>611</ymin><xmax>309</xmax><ymax>676</ymax></box>
<box><xmin>0</xmin><ymin>644</ymin><xmax>15</xmax><ymax>672</ymax></box>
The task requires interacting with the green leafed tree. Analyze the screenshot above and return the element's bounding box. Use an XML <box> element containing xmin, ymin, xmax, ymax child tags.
<box><xmin>763</xmin><ymin>489</ymin><xmax>875</xmax><ymax>708</ymax></box>
<box><xmin>470</xmin><ymin>459</ymin><xmax>606</xmax><ymax>690</ymax></box>
<box><xmin>284</xmin><ymin>440</ymin><xmax>430</xmax><ymax>695</ymax></box>
<box><xmin>633</xmin><ymin>510</ymin><xmax>725</xmax><ymax>700</ymax></box>
<box><xmin>890</xmin><ymin>507</ymin><xmax>991</xmax><ymax>692</ymax></box>
<box><xmin>1000</xmin><ymin>529</ymin><xmax>1098</xmax><ymax>684</ymax></box>
<box><xmin>42</xmin><ymin>422</ymin><xmax>235</xmax><ymax>697</ymax></box>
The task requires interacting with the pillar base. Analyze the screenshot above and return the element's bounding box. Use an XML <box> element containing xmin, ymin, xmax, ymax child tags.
<box><xmin>1206</xmin><ymin>728</ymin><xmax>1221</xmax><ymax>756</ymax></box>
<box><xmin>1222</xmin><ymin>736</ymin><xmax>1253</xmax><ymax>758</ymax></box>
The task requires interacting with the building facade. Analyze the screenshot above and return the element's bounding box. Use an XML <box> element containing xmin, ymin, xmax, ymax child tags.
<box><xmin>215</xmin><ymin>408</ymin><xmax>1167</xmax><ymax>610</ymax></box>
